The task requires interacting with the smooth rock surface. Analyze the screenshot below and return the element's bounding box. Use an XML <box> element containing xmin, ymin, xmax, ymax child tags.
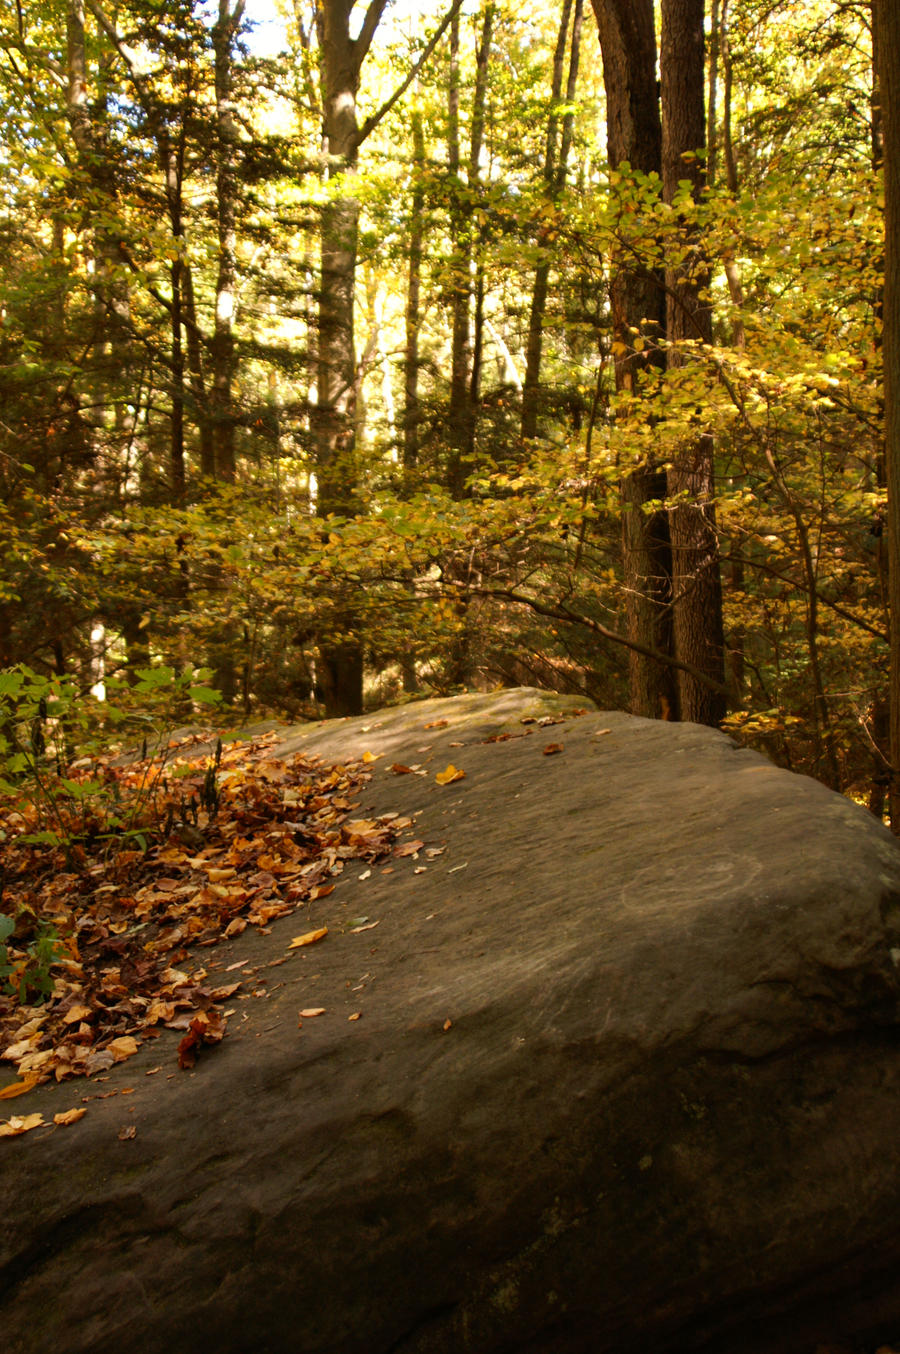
<box><xmin>3</xmin><ymin>688</ymin><xmax>900</xmax><ymax>1354</ymax></box>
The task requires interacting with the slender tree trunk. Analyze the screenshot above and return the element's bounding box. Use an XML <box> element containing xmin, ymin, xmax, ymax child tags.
<box><xmin>182</xmin><ymin>264</ymin><xmax>215</xmax><ymax>478</ymax></box>
<box><xmin>403</xmin><ymin>106</ymin><xmax>425</xmax><ymax>474</ymax></box>
<box><xmin>159</xmin><ymin>124</ymin><xmax>187</xmax><ymax>502</ymax></box>
<box><xmin>312</xmin><ymin>0</ymin><xmax>389</xmax><ymax>716</ymax></box>
<box><xmin>211</xmin><ymin>0</ymin><xmax>245</xmax><ymax>485</ymax></box>
<box><xmin>661</xmin><ymin>0</ymin><xmax>727</xmax><ymax>726</ymax></box>
<box><xmin>593</xmin><ymin>0</ymin><xmax>676</xmax><ymax>719</ymax></box>
<box><xmin>873</xmin><ymin>0</ymin><xmax>900</xmax><ymax>829</ymax></box>
<box><xmin>521</xmin><ymin>0</ymin><xmax>582</xmax><ymax>441</ymax></box>
<box><xmin>446</xmin><ymin>2</ymin><xmax>494</xmax><ymax>497</ymax></box>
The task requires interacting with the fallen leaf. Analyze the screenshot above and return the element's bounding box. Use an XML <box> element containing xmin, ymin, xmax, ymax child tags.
<box><xmin>349</xmin><ymin>920</ymin><xmax>379</xmax><ymax>934</ymax></box>
<box><xmin>288</xmin><ymin>927</ymin><xmax>328</xmax><ymax>950</ymax></box>
<box><xmin>299</xmin><ymin>1008</ymin><xmax>326</xmax><ymax>1018</ymax></box>
<box><xmin>0</xmin><ymin>1078</ymin><xmax>38</xmax><ymax>1101</ymax></box>
<box><xmin>543</xmin><ymin>742</ymin><xmax>564</xmax><ymax>755</ymax></box>
<box><xmin>348</xmin><ymin>1012</ymin><xmax>361</xmax><ymax>1021</ymax></box>
<box><xmin>0</xmin><ymin>1112</ymin><xmax>46</xmax><ymax>1137</ymax></box>
<box><xmin>442</xmin><ymin>1019</ymin><xmax>452</xmax><ymax>1032</ymax></box>
<box><xmin>390</xmin><ymin>763</ymin><xmax>414</xmax><ymax>774</ymax></box>
<box><xmin>63</xmin><ymin>1004</ymin><xmax>93</xmax><ymax>1025</ymax></box>
<box><xmin>108</xmin><ymin>1036</ymin><xmax>139</xmax><ymax>1063</ymax></box>
<box><xmin>118</xmin><ymin>1124</ymin><xmax>137</xmax><ymax>1140</ymax></box>
<box><xmin>54</xmin><ymin>1108</ymin><xmax>87</xmax><ymax>1126</ymax></box>
<box><xmin>423</xmin><ymin>719</ymin><xmax>448</xmax><ymax>729</ymax></box>
<box><xmin>361</xmin><ymin>751</ymin><xmax>381</xmax><ymax>764</ymax></box>
<box><xmin>394</xmin><ymin>839</ymin><xmax>425</xmax><ymax>857</ymax></box>
<box><xmin>435</xmin><ymin>764</ymin><xmax>465</xmax><ymax>786</ymax></box>
<box><xmin>177</xmin><ymin>1009</ymin><xmax>227</xmax><ymax>1069</ymax></box>
<box><xmin>223</xmin><ymin>917</ymin><xmax>247</xmax><ymax>938</ymax></box>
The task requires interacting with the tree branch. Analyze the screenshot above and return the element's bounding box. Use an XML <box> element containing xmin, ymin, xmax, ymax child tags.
<box><xmin>354</xmin><ymin>0</ymin><xmax>465</xmax><ymax>148</ymax></box>
<box><xmin>354</xmin><ymin>0</ymin><xmax>391</xmax><ymax>68</ymax></box>
<box><xmin>453</xmin><ymin>581</ymin><xmax>736</xmax><ymax>703</ymax></box>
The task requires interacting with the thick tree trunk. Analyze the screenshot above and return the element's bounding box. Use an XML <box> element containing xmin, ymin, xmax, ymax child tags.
<box><xmin>593</xmin><ymin>0</ymin><xmax>676</xmax><ymax>720</ymax></box>
<box><xmin>873</xmin><ymin>0</ymin><xmax>900</xmax><ymax>828</ymax></box>
<box><xmin>661</xmin><ymin>0</ymin><xmax>727</xmax><ymax>726</ymax></box>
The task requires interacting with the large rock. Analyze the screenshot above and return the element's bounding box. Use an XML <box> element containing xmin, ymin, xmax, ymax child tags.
<box><xmin>3</xmin><ymin>689</ymin><xmax>900</xmax><ymax>1354</ymax></box>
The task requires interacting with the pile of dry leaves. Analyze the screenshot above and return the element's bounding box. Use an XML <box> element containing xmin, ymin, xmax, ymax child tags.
<box><xmin>0</xmin><ymin>731</ymin><xmax>413</xmax><ymax>1101</ymax></box>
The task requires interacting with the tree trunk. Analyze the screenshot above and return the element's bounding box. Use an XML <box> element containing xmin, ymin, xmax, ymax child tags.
<box><xmin>446</xmin><ymin>2</ymin><xmax>494</xmax><ymax>497</ymax></box>
<box><xmin>521</xmin><ymin>0</ymin><xmax>582</xmax><ymax>442</ymax></box>
<box><xmin>313</xmin><ymin>0</ymin><xmax>389</xmax><ymax>716</ymax></box>
<box><xmin>403</xmin><ymin>106</ymin><xmax>425</xmax><ymax>475</ymax></box>
<box><xmin>593</xmin><ymin>0</ymin><xmax>676</xmax><ymax>720</ymax></box>
<box><xmin>873</xmin><ymin>0</ymin><xmax>900</xmax><ymax>828</ymax></box>
<box><xmin>211</xmin><ymin>0</ymin><xmax>245</xmax><ymax>485</ymax></box>
<box><xmin>661</xmin><ymin>0</ymin><xmax>727</xmax><ymax>727</ymax></box>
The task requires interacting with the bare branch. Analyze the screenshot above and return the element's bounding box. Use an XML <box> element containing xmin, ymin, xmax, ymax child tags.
<box><xmin>355</xmin><ymin>0</ymin><xmax>464</xmax><ymax>148</ymax></box>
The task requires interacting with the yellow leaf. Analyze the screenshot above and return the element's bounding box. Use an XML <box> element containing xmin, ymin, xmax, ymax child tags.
<box><xmin>54</xmin><ymin>1108</ymin><xmax>87</xmax><ymax>1126</ymax></box>
<box><xmin>299</xmin><ymin>1008</ymin><xmax>326</xmax><ymax>1018</ymax></box>
<box><xmin>0</xmin><ymin>1112</ymin><xmax>45</xmax><ymax>1137</ymax></box>
<box><xmin>361</xmin><ymin>751</ymin><xmax>381</xmax><ymax>764</ymax></box>
<box><xmin>435</xmin><ymin>764</ymin><xmax>465</xmax><ymax>785</ymax></box>
<box><xmin>63</xmin><ymin>1004</ymin><xmax>92</xmax><ymax>1025</ymax></box>
<box><xmin>288</xmin><ymin>927</ymin><xmax>328</xmax><ymax>950</ymax></box>
<box><xmin>348</xmin><ymin>1012</ymin><xmax>361</xmax><ymax>1021</ymax></box>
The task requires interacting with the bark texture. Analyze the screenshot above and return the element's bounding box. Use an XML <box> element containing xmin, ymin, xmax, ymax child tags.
<box><xmin>874</xmin><ymin>0</ymin><xmax>900</xmax><ymax>828</ymax></box>
<box><xmin>593</xmin><ymin>0</ymin><xmax>676</xmax><ymax>720</ymax></box>
<box><xmin>661</xmin><ymin>0</ymin><xmax>727</xmax><ymax>726</ymax></box>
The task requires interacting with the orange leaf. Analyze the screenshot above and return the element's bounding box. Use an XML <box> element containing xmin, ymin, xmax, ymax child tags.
<box><xmin>288</xmin><ymin>927</ymin><xmax>328</xmax><ymax>950</ymax></box>
<box><xmin>0</xmin><ymin>1113</ymin><xmax>45</xmax><ymax>1137</ymax></box>
<box><xmin>0</xmin><ymin>1078</ymin><xmax>38</xmax><ymax>1101</ymax></box>
<box><xmin>299</xmin><ymin>1008</ymin><xmax>326</xmax><ymax>1018</ymax></box>
<box><xmin>348</xmin><ymin>1012</ymin><xmax>361</xmax><ymax>1021</ymax></box>
<box><xmin>542</xmin><ymin>742</ymin><xmax>564</xmax><ymax>755</ymax></box>
<box><xmin>108</xmin><ymin>1036</ymin><xmax>139</xmax><ymax>1063</ymax></box>
<box><xmin>54</xmin><ymin>1108</ymin><xmax>87</xmax><ymax>1126</ymax></box>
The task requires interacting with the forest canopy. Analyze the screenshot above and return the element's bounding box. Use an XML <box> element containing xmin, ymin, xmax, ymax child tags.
<box><xmin>0</xmin><ymin>0</ymin><xmax>897</xmax><ymax>822</ymax></box>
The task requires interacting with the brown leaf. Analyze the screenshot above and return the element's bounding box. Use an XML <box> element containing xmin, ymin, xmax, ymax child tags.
<box><xmin>542</xmin><ymin>743</ymin><xmax>564</xmax><ymax>755</ymax></box>
<box><xmin>442</xmin><ymin>1019</ymin><xmax>452</xmax><ymax>1032</ymax></box>
<box><xmin>390</xmin><ymin>763</ymin><xmax>414</xmax><ymax>774</ymax></box>
<box><xmin>394</xmin><ymin>840</ymin><xmax>425</xmax><ymax>857</ymax></box>
<box><xmin>423</xmin><ymin>719</ymin><xmax>448</xmax><ymax>729</ymax></box>
<box><xmin>348</xmin><ymin>1012</ymin><xmax>361</xmax><ymax>1021</ymax></box>
<box><xmin>299</xmin><ymin>1008</ymin><xmax>326</xmax><ymax>1018</ymax></box>
<box><xmin>117</xmin><ymin>1124</ymin><xmax>137</xmax><ymax>1140</ymax></box>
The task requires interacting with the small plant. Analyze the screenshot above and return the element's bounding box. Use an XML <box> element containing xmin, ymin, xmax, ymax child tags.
<box><xmin>0</xmin><ymin>663</ymin><xmax>222</xmax><ymax>862</ymax></box>
<box><xmin>0</xmin><ymin>912</ymin><xmax>65</xmax><ymax>1004</ymax></box>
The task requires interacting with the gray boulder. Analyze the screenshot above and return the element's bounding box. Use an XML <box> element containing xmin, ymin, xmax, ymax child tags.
<box><xmin>2</xmin><ymin>689</ymin><xmax>900</xmax><ymax>1354</ymax></box>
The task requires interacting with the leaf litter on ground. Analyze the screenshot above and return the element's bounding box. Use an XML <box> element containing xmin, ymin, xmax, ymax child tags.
<box><xmin>0</xmin><ymin>731</ymin><xmax>417</xmax><ymax>1093</ymax></box>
